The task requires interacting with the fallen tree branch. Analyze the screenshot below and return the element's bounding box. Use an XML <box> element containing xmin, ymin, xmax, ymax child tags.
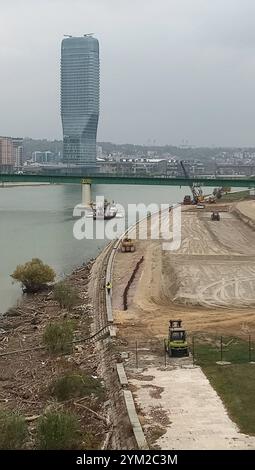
<box><xmin>0</xmin><ymin>344</ymin><xmax>45</xmax><ymax>357</ymax></box>
<box><xmin>101</xmin><ymin>427</ymin><xmax>114</xmax><ymax>450</ymax></box>
<box><xmin>24</xmin><ymin>414</ymin><xmax>41</xmax><ymax>422</ymax></box>
<box><xmin>74</xmin><ymin>402</ymin><xmax>110</xmax><ymax>426</ymax></box>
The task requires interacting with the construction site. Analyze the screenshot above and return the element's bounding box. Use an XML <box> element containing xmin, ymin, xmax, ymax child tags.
<box><xmin>109</xmin><ymin>192</ymin><xmax>255</xmax><ymax>449</ymax></box>
<box><xmin>1</xmin><ymin>180</ymin><xmax>255</xmax><ymax>450</ymax></box>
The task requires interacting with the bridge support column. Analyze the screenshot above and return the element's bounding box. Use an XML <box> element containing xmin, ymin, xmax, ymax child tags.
<box><xmin>81</xmin><ymin>181</ymin><xmax>92</xmax><ymax>207</ymax></box>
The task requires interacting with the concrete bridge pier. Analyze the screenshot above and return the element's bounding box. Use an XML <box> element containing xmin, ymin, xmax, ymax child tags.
<box><xmin>81</xmin><ymin>180</ymin><xmax>92</xmax><ymax>207</ymax></box>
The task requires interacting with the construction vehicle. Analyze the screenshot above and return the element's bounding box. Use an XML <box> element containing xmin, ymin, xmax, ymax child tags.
<box><xmin>165</xmin><ymin>319</ymin><xmax>189</xmax><ymax>357</ymax></box>
<box><xmin>180</xmin><ymin>161</ymin><xmax>204</xmax><ymax>205</ymax></box>
<box><xmin>211</xmin><ymin>211</ymin><xmax>220</xmax><ymax>221</ymax></box>
<box><xmin>204</xmin><ymin>194</ymin><xmax>216</xmax><ymax>204</ymax></box>
<box><xmin>121</xmin><ymin>237</ymin><xmax>135</xmax><ymax>253</ymax></box>
<box><xmin>213</xmin><ymin>187</ymin><xmax>225</xmax><ymax>199</ymax></box>
<box><xmin>183</xmin><ymin>195</ymin><xmax>192</xmax><ymax>205</ymax></box>
<box><xmin>169</xmin><ymin>320</ymin><xmax>182</xmax><ymax>329</ymax></box>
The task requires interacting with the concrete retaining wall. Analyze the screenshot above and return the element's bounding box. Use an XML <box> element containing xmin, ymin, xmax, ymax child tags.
<box><xmin>116</xmin><ymin>363</ymin><xmax>128</xmax><ymax>387</ymax></box>
<box><xmin>123</xmin><ymin>390</ymin><xmax>149</xmax><ymax>450</ymax></box>
<box><xmin>105</xmin><ymin>222</ymin><xmax>150</xmax><ymax>450</ymax></box>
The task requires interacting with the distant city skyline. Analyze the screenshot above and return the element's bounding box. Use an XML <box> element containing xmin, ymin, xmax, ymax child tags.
<box><xmin>1</xmin><ymin>1</ymin><xmax>255</xmax><ymax>146</ymax></box>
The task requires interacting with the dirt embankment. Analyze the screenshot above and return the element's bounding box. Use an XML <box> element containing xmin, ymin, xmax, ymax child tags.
<box><xmin>233</xmin><ymin>200</ymin><xmax>255</xmax><ymax>230</ymax></box>
<box><xmin>112</xmin><ymin>205</ymin><xmax>255</xmax><ymax>341</ymax></box>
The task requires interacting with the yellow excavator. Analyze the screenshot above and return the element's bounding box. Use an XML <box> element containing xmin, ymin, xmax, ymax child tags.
<box><xmin>180</xmin><ymin>161</ymin><xmax>216</xmax><ymax>205</ymax></box>
<box><xmin>180</xmin><ymin>161</ymin><xmax>204</xmax><ymax>204</ymax></box>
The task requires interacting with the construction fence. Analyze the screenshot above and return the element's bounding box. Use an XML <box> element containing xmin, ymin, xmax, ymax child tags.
<box><xmin>192</xmin><ymin>335</ymin><xmax>255</xmax><ymax>365</ymax></box>
<box><xmin>120</xmin><ymin>335</ymin><xmax>255</xmax><ymax>369</ymax></box>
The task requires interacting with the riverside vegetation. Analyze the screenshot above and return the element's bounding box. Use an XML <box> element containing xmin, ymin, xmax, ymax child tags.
<box><xmin>0</xmin><ymin>258</ymin><xmax>108</xmax><ymax>449</ymax></box>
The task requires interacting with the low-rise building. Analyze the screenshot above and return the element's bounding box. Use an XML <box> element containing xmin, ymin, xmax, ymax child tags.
<box><xmin>0</xmin><ymin>136</ymin><xmax>23</xmax><ymax>171</ymax></box>
<box><xmin>32</xmin><ymin>151</ymin><xmax>54</xmax><ymax>163</ymax></box>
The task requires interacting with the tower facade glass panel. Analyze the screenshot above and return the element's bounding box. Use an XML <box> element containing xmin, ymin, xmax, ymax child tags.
<box><xmin>61</xmin><ymin>36</ymin><xmax>99</xmax><ymax>165</ymax></box>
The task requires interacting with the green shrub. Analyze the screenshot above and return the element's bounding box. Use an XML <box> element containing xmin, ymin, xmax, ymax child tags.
<box><xmin>0</xmin><ymin>410</ymin><xmax>27</xmax><ymax>449</ymax></box>
<box><xmin>54</xmin><ymin>282</ymin><xmax>79</xmax><ymax>311</ymax></box>
<box><xmin>36</xmin><ymin>411</ymin><xmax>80</xmax><ymax>449</ymax></box>
<box><xmin>11</xmin><ymin>258</ymin><xmax>55</xmax><ymax>293</ymax></box>
<box><xmin>43</xmin><ymin>320</ymin><xmax>74</xmax><ymax>354</ymax></box>
<box><xmin>50</xmin><ymin>373</ymin><xmax>103</xmax><ymax>401</ymax></box>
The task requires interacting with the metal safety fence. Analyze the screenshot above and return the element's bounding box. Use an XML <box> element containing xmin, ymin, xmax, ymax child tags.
<box><xmin>191</xmin><ymin>335</ymin><xmax>255</xmax><ymax>366</ymax></box>
<box><xmin>120</xmin><ymin>335</ymin><xmax>255</xmax><ymax>369</ymax></box>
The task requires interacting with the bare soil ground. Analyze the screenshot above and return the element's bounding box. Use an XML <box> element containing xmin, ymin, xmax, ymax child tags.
<box><xmin>112</xmin><ymin>204</ymin><xmax>255</xmax><ymax>341</ymax></box>
<box><xmin>236</xmin><ymin>199</ymin><xmax>255</xmax><ymax>221</ymax></box>
<box><xmin>112</xmin><ymin>201</ymin><xmax>255</xmax><ymax>449</ymax></box>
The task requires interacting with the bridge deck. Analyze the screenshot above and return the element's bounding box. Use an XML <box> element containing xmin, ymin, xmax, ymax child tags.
<box><xmin>0</xmin><ymin>173</ymin><xmax>254</xmax><ymax>187</ymax></box>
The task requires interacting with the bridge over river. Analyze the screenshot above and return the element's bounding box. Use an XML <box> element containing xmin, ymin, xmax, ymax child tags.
<box><xmin>1</xmin><ymin>173</ymin><xmax>255</xmax><ymax>188</ymax></box>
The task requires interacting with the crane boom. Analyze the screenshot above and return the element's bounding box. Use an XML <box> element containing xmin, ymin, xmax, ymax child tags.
<box><xmin>180</xmin><ymin>160</ymin><xmax>199</xmax><ymax>204</ymax></box>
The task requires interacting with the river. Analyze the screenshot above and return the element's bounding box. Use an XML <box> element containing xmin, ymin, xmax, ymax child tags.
<box><xmin>0</xmin><ymin>183</ymin><xmax>200</xmax><ymax>313</ymax></box>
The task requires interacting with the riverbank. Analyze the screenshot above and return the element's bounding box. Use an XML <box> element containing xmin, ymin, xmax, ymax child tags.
<box><xmin>0</xmin><ymin>259</ymin><xmax>111</xmax><ymax>449</ymax></box>
<box><xmin>0</xmin><ymin>182</ymin><xmax>51</xmax><ymax>188</ymax></box>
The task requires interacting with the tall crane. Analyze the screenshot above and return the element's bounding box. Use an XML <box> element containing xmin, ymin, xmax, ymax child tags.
<box><xmin>180</xmin><ymin>160</ymin><xmax>203</xmax><ymax>204</ymax></box>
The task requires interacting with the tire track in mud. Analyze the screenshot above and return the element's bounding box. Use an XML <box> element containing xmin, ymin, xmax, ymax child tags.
<box><xmin>162</xmin><ymin>210</ymin><xmax>255</xmax><ymax>308</ymax></box>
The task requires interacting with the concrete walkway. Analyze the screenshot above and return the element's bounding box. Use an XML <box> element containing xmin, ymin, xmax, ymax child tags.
<box><xmin>130</xmin><ymin>366</ymin><xmax>255</xmax><ymax>449</ymax></box>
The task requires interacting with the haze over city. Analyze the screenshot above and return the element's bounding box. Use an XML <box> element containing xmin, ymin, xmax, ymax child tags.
<box><xmin>1</xmin><ymin>0</ymin><xmax>255</xmax><ymax>147</ymax></box>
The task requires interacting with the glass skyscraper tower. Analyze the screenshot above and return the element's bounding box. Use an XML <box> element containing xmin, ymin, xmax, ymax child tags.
<box><xmin>61</xmin><ymin>35</ymin><xmax>99</xmax><ymax>165</ymax></box>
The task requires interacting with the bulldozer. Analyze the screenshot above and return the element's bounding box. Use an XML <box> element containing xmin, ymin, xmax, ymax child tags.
<box><xmin>211</xmin><ymin>211</ymin><xmax>220</xmax><ymax>221</ymax></box>
<box><xmin>165</xmin><ymin>320</ymin><xmax>189</xmax><ymax>357</ymax></box>
<box><xmin>120</xmin><ymin>237</ymin><xmax>135</xmax><ymax>253</ymax></box>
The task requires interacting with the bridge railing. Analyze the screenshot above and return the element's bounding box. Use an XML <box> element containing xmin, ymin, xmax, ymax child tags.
<box><xmin>0</xmin><ymin>171</ymin><xmax>255</xmax><ymax>187</ymax></box>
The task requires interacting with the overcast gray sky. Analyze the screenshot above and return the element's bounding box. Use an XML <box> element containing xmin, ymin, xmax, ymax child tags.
<box><xmin>0</xmin><ymin>0</ymin><xmax>255</xmax><ymax>146</ymax></box>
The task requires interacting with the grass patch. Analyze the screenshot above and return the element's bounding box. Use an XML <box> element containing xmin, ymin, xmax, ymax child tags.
<box><xmin>221</xmin><ymin>190</ymin><xmax>249</xmax><ymax>202</ymax></box>
<box><xmin>201</xmin><ymin>364</ymin><xmax>255</xmax><ymax>435</ymax></box>
<box><xmin>36</xmin><ymin>411</ymin><xmax>80</xmax><ymax>449</ymax></box>
<box><xmin>54</xmin><ymin>281</ymin><xmax>80</xmax><ymax>311</ymax></box>
<box><xmin>193</xmin><ymin>335</ymin><xmax>254</xmax><ymax>365</ymax></box>
<box><xmin>0</xmin><ymin>410</ymin><xmax>28</xmax><ymax>449</ymax></box>
<box><xmin>193</xmin><ymin>335</ymin><xmax>255</xmax><ymax>435</ymax></box>
<box><xmin>43</xmin><ymin>320</ymin><xmax>74</xmax><ymax>354</ymax></box>
<box><xmin>50</xmin><ymin>373</ymin><xmax>104</xmax><ymax>401</ymax></box>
